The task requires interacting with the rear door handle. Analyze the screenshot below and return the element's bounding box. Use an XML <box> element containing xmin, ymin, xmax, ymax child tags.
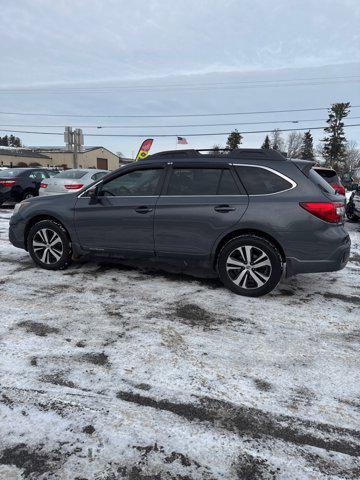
<box><xmin>214</xmin><ymin>204</ymin><xmax>236</xmax><ymax>213</ymax></box>
<box><xmin>135</xmin><ymin>206</ymin><xmax>153</xmax><ymax>214</ymax></box>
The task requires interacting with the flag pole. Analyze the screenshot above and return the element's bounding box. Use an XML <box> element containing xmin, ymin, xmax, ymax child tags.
<box><xmin>175</xmin><ymin>136</ymin><xmax>178</xmax><ymax>150</ymax></box>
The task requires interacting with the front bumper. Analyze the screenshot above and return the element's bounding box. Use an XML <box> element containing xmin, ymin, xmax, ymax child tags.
<box><xmin>9</xmin><ymin>216</ymin><xmax>26</xmax><ymax>250</ymax></box>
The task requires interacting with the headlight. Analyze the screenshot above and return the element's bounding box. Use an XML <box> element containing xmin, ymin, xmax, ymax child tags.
<box><xmin>13</xmin><ymin>201</ymin><xmax>30</xmax><ymax>215</ymax></box>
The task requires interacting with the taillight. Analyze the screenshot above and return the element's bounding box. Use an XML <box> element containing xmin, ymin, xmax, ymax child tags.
<box><xmin>64</xmin><ymin>184</ymin><xmax>84</xmax><ymax>190</ymax></box>
<box><xmin>40</xmin><ymin>183</ymin><xmax>48</xmax><ymax>188</ymax></box>
<box><xmin>0</xmin><ymin>179</ymin><xmax>16</xmax><ymax>187</ymax></box>
<box><xmin>300</xmin><ymin>202</ymin><xmax>345</xmax><ymax>223</ymax></box>
<box><xmin>331</xmin><ymin>183</ymin><xmax>346</xmax><ymax>195</ymax></box>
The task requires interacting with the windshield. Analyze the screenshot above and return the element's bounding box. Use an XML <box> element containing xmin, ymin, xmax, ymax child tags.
<box><xmin>309</xmin><ymin>169</ymin><xmax>336</xmax><ymax>194</ymax></box>
<box><xmin>55</xmin><ymin>170</ymin><xmax>87</xmax><ymax>179</ymax></box>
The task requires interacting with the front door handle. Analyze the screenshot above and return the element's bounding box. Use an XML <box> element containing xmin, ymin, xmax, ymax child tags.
<box><xmin>214</xmin><ymin>204</ymin><xmax>236</xmax><ymax>213</ymax></box>
<box><xmin>135</xmin><ymin>206</ymin><xmax>153</xmax><ymax>214</ymax></box>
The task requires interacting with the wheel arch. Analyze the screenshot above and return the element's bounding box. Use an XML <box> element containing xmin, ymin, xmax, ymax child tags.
<box><xmin>213</xmin><ymin>228</ymin><xmax>286</xmax><ymax>269</ymax></box>
<box><xmin>24</xmin><ymin>215</ymin><xmax>71</xmax><ymax>248</ymax></box>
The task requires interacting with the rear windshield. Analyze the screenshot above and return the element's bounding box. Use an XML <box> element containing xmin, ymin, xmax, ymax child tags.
<box><xmin>0</xmin><ymin>169</ymin><xmax>24</xmax><ymax>178</ymax></box>
<box><xmin>309</xmin><ymin>169</ymin><xmax>336</xmax><ymax>194</ymax></box>
<box><xmin>55</xmin><ymin>170</ymin><xmax>87</xmax><ymax>179</ymax></box>
<box><xmin>314</xmin><ymin>168</ymin><xmax>338</xmax><ymax>183</ymax></box>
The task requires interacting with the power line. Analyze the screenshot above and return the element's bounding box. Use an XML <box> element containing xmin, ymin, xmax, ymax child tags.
<box><xmin>1</xmin><ymin>106</ymin><xmax>359</xmax><ymax>118</ymax></box>
<box><xmin>0</xmin><ymin>116</ymin><xmax>360</xmax><ymax>129</ymax></box>
<box><xmin>0</xmin><ymin>79</ymin><xmax>359</xmax><ymax>94</ymax></box>
<box><xmin>0</xmin><ymin>75</ymin><xmax>359</xmax><ymax>94</ymax></box>
<box><xmin>1</xmin><ymin>123</ymin><xmax>359</xmax><ymax>138</ymax></box>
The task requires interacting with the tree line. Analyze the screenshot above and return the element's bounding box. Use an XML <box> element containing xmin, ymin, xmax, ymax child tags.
<box><xmin>216</xmin><ymin>102</ymin><xmax>360</xmax><ymax>178</ymax></box>
<box><xmin>0</xmin><ymin>134</ymin><xmax>22</xmax><ymax>147</ymax></box>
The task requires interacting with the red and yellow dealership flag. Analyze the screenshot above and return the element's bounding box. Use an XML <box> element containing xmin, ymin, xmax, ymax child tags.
<box><xmin>135</xmin><ymin>139</ymin><xmax>154</xmax><ymax>161</ymax></box>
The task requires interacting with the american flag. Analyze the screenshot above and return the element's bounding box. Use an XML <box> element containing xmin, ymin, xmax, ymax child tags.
<box><xmin>177</xmin><ymin>136</ymin><xmax>188</xmax><ymax>145</ymax></box>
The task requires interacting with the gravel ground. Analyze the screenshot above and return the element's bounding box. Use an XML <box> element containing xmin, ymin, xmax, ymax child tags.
<box><xmin>0</xmin><ymin>206</ymin><xmax>359</xmax><ymax>480</ymax></box>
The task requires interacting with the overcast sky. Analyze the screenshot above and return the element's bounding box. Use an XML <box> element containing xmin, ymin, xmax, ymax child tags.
<box><xmin>1</xmin><ymin>0</ymin><xmax>360</xmax><ymax>156</ymax></box>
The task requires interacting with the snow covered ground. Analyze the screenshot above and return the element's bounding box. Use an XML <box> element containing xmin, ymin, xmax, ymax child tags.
<box><xmin>0</xmin><ymin>206</ymin><xmax>359</xmax><ymax>480</ymax></box>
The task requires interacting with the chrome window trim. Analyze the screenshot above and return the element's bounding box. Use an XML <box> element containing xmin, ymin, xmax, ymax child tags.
<box><xmin>232</xmin><ymin>163</ymin><xmax>297</xmax><ymax>195</ymax></box>
<box><xmin>78</xmin><ymin>180</ymin><xmax>104</xmax><ymax>198</ymax></box>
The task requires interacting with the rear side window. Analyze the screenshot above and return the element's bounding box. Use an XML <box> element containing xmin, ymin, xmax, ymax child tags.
<box><xmin>55</xmin><ymin>170</ymin><xmax>87</xmax><ymax>179</ymax></box>
<box><xmin>235</xmin><ymin>166</ymin><xmax>293</xmax><ymax>195</ymax></box>
<box><xmin>166</xmin><ymin>168</ymin><xmax>239</xmax><ymax>195</ymax></box>
<box><xmin>309</xmin><ymin>169</ymin><xmax>336</xmax><ymax>194</ymax></box>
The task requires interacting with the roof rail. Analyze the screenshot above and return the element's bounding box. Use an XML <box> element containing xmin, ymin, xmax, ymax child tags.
<box><xmin>148</xmin><ymin>148</ymin><xmax>287</xmax><ymax>161</ymax></box>
<box><xmin>149</xmin><ymin>149</ymin><xmax>202</xmax><ymax>159</ymax></box>
<box><xmin>227</xmin><ymin>149</ymin><xmax>286</xmax><ymax>160</ymax></box>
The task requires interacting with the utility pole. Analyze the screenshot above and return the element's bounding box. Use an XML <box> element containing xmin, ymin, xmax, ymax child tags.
<box><xmin>64</xmin><ymin>126</ymin><xmax>84</xmax><ymax>168</ymax></box>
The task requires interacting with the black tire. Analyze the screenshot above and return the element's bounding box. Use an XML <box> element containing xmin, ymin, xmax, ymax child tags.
<box><xmin>27</xmin><ymin>220</ymin><xmax>72</xmax><ymax>270</ymax></box>
<box><xmin>23</xmin><ymin>190</ymin><xmax>36</xmax><ymax>200</ymax></box>
<box><xmin>217</xmin><ymin>235</ymin><xmax>283</xmax><ymax>297</ymax></box>
<box><xmin>346</xmin><ymin>211</ymin><xmax>359</xmax><ymax>222</ymax></box>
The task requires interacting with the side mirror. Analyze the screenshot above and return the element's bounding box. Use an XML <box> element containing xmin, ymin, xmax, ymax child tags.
<box><xmin>86</xmin><ymin>185</ymin><xmax>100</xmax><ymax>204</ymax></box>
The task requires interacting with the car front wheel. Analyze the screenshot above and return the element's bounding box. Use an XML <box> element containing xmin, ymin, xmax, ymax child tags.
<box><xmin>27</xmin><ymin>220</ymin><xmax>72</xmax><ymax>270</ymax></box>
<box><xmin>217</xmin><ymin>235</ymin><xmax>283</xmax><ymax>297</ymax></box>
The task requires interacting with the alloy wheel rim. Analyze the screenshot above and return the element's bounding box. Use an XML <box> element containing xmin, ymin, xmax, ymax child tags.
<box><xmin>226</xmin><ymin>245</ymin><xmax>272</xmax><ymax>289</ymax></box>
<box><xmin>32</xmin><ymin>228</ymin><xmax>63</xmax><ymax>264</ymax></box>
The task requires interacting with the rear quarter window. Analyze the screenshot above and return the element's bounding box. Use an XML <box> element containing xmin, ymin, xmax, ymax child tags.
<box><xmin>235</xmin><ymin>166</ymin><xmax>294</xmax><ymax>195</ymax></box>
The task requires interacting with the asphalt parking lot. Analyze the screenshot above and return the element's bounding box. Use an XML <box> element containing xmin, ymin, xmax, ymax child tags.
<box><xmin>0</xmin><ymin>206</ymin><xmax>359</xmax><ymax>479</ymax></box>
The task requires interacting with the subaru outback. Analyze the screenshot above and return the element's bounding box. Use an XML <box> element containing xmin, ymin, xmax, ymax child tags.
<box><xmin>9</xmin><ymin>149</ymin><xmax>350</xmax><ymax>296</ymax></box>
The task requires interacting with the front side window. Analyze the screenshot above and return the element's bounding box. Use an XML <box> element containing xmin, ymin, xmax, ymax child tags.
<box><xmin>166</xmin><ymin>168</ymin><xmax>239</xmax><ymax>196</ymax></box>
<box><xmin>235</xmin><ymin>166</ymin><xmax>293</xmax><ymax>195</ymax></box>
<box><xmin>100</xmin><ymin>168</ymin><xmax>163</xmax><ymax>196</ymax></box>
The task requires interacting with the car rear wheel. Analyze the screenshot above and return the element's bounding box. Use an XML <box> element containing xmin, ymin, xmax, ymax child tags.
<box><xmin>27</xmin><ymin>220</ymin><xmax>72</xmax><ymax>270</ymax></box>
<box><xmin>217</xmin><ymin>235</ymin><xmax>283</xmax><ymax>297</ymax></box>
<box><xmin>23</xmin><ymin>191</ymin><xmax>35</xmax><ymax>200</ymax></box>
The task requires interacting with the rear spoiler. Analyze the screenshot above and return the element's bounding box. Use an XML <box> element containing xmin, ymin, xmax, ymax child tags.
<box><xmin>291</xmin><ymin>159</ymin><xmax>315</xmax><ymax>177</ymax></box>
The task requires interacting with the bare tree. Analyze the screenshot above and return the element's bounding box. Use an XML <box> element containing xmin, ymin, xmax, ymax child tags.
<box><xmin>286</xmin><ymin>131</ymin><xmax>303</xmax><ymax>159</ymax></box>
<box><xmin>343</xmin><ymin>141</ymin><xmax>360</xmax><ymax>179</ymax></box>
<box><xmin>271</xmin><ymin>129</ymin><xmax>285</xmax><ymax>152</ymax></box>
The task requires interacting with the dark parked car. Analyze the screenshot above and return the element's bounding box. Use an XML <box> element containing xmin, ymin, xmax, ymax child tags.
<box><xmin>0</xmin><ymin>168</ymin><xmax>58</xmax><ymax>206</ymax></box>
<box><xmin>346</xmin><ymin>186</ymin><xmax>360</xmax><ymax>221</ymax></box>
<box><xmin>9</xmin><ymin>149</ymin><xmax>350</xmax><ymax>296</ymax></box>
<box><xmin>313</xmin><ymin>167</ymin><xmax>345</xmax><ymax>195</ymax></box>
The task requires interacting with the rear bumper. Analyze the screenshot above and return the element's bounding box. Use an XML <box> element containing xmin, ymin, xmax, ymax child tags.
<box><xmin>286</xmin><ymin>231</ymin><xmax>351</xmax><ymax>276</ymax></box>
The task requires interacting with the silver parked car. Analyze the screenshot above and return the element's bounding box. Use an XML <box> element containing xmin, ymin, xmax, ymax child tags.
<box><xmin>39</xmin><ymin>169</ymin><xmax>109</xmax><ymax>196</ymax></box>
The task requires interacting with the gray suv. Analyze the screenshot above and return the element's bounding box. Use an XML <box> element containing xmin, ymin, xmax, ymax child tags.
<box><xmin>9</xmin><ymin>149</ymin><xmax>350</xmax><ymax>296</ymax></box>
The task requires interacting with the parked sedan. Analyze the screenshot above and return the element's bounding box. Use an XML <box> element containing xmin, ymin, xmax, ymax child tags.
<box><xmin>0</xmin><ymin>167</ymin><xmax>55</xmax><ymax>205</ymax></box>
<box><xmin>39</xmin><ymin>169</ymin><xmax>109</xmax><ymax>196</ymax></box>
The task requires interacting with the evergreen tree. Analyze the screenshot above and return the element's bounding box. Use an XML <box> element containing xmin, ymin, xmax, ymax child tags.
<box><xmin>261</xmin><ymin>135</ymin><xmax>271</xmax><ymax>149</ymax></box>
<box><xmin>322</xmin><ymin>102</ymin><xmax>350</xmax><ymax>171</ymax></box>
<box><xmin>301</xmin><ymin>131</ymin><xmax>314</xmax><ymax>160</ymax></box>
<box><xmin>0</xmin><ymin>135</ymin><xmax>9</xmax><ymax>146</ymax></box>
<box><xmin>226</xmin><ymin>129</ymin><xmax>243</xmax><ymax>150</ymax></box>
<box><xmin>0</xmin><ymin>134</ymin><xmax>22</xmax><ymax>147</ymax></box>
